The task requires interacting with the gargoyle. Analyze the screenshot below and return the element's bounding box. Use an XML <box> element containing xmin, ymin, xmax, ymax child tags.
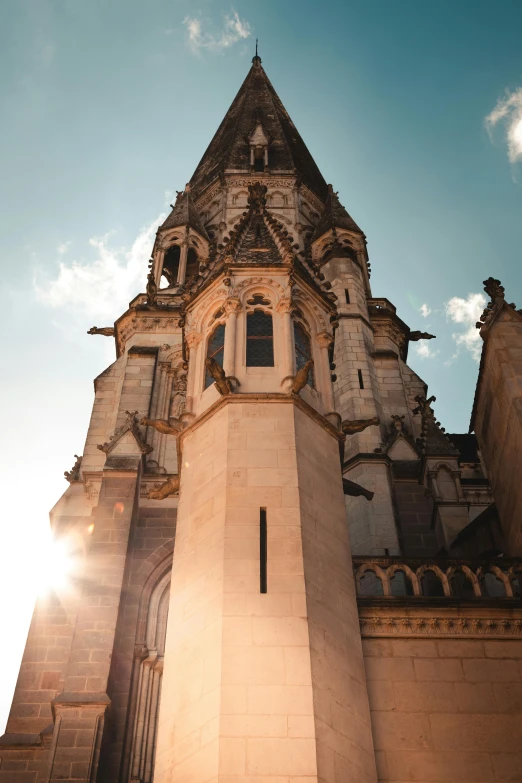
<box><xmin>87</xmin><ymin>326</ymin><xmax>115</xmax><ymax>337</ymax></box>
<box><xmin>409</xmin><ymin>331</ymin><xmax>436</xmax><ymax>341</ymax></box>
<box><xmin>140</xmin><ymin>417</ymin><xmax>182</xmax><ymax>435</ymax></box>
<box><xmin>205</xmin><ymin>357</ymin><xmax>234</xmax><ymax>395</ymax></box>
<box><xmin>148</xmin><ymin>475</ymin><xmax>180</xmax><ymax>500</ymax></box>
<box><xmin>342</xmin><ymin>416</ymin><xmax>380</xmax><ymax>435</ymax></box>
<box><xmin>343</xmin><ymin>478</ymin><xmax>374</xmax><ymax>501</ymax></box>
<box><xmin>290</xmin><ymin>360</ymin><xmax>314</xmax><ymax>395</ymax></box>
<box><xmin>146</xmin><ymin>271</ymin><xmax>157</xmax><ymax>305</ymax></box>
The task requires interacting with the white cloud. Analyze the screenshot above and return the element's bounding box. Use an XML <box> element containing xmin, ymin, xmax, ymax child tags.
<box><xmin>445</xmin><ymin>292</ymin><xmax>486</xmax><ymax>361</ymax></box>
<box><xmin>419</xmin><ymin>303</ymin><xmax>431</xmax><ymax>318</ymax></box>
<box><xmin>34</xmin><ymin>214</ymin><xmax>164</xmax><ymax>326</ymax></box>
<box><xmin>57</xmin><ymin>241</ymin><xmax>71</xmax><ymax>255</ymax></box>
<box><xmin>485</xmin><ymin>86</ymin><xmax>522</xmax><ymax>164</ymax></box>
<box><xmin>184</xmin><ymin>9</ymin><xmax>251</xmax><ymax>54</ymax></box>
<box><xmin>415</xmin><ymin>342</ymin><xmax>439</xmax><ymax>360</ymax></box>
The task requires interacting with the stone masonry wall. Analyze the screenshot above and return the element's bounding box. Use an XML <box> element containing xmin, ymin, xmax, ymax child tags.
<box><xmin>473</xmin><ymin>317</ymin><xmax>522</xmax><ymax>556</ymax></box>
<box><xmin>363</xmin><ymin>635</ymin><xmax>522</xmax><ymax>782</ymax></box>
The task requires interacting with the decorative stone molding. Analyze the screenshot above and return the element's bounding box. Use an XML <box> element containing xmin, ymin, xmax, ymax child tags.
<box><xmin>353</xmin><ymin>556</ymin><xmax>522</xmax><ymax>600</ymax></box>
<box><xmin>315</xmin><ymin>330</ymin><xmax>333</xmax><ymax>348</ymax></box>
<box><xmin>184</xmin><ymin>331</ymin><xmax>203</xmax><ymax>350</ymax></box>
<box><xmin>359</xmin><ymin>615</ymin><xmax>522</xmax><ymax>638</ymax></box>
<box><xmin>223</xmin><ymin>296</ymin><xmax>241</xmax><ymax>314</ymax></box>
<box><xmin>98</xmin><ymin>411</ymin><xmax>153</xmax><ymax>456</ymax></box>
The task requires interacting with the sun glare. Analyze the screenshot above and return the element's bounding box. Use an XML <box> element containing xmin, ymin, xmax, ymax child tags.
<box><xmin>36</xmin><ymin>534</ymin><xmax>79</xmax><ymax>597</ymax></box>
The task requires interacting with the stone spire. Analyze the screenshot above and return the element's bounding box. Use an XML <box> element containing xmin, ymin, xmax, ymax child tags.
<box><xmin>311</xmin><ymin>183</ymin><xmax>362</xmax><ymax>241</ymax></box>
<box><xmin>160</xmin><ymin>187</ymin><xmax>208</xmax><ymax>239</ymax></box>
<box><xmin>188</xmin><ymin>59</ymin><xmax>328</xmax><ymax>201</ymax></box>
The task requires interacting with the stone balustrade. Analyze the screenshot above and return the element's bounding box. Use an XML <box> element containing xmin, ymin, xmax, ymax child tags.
<box><xmin>353</xmin><ymin>556</ymin><xmax>522</xmax><ymax>600</ymax></box>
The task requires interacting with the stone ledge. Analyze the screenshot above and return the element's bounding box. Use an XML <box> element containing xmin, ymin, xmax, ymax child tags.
<box><xmin>52</xmin><ymin>692</ymin><xmax>111</xmax><ymax>707</ymax></box>
<box><xmin>181</xmin><ymin>391</ymin><xmax>344</xmax><ymax>444</ymax></box>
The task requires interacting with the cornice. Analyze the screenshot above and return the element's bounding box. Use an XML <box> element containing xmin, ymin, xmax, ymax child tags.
<box><xmin>358</xmin><ymin>608</ymin><xmax>522</xmax><ymax>639</ymax></box>
<box><xmin>178</xmin><ymin>392</ymin><xmax>344</xmax><ymax>446</ymax></box>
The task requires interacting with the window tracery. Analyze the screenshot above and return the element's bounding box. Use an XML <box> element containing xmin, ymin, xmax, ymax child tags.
<box><xmin>246</xmin><ymin>310</ymin><xmax>274</xmax><ymax>367</ymax></box>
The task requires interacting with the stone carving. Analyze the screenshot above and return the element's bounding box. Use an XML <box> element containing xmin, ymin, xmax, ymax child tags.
<box><xmin>146</xmin><ymin>271</ymin><xmax>157</xmax><ymax>305</ymax></box>
<box><xmin>140</xmin><ymin>417</ymin><xmax>182</xmax><ymax>435</ymax></box>
<box><xmin>64</xmin><ymin>454</ymin><xmax>82</xmax><ymax>482</ymax></box>
<box><xmin>98</xmin><ymin>410</ymin><xmax>153</xmax><ymax>455</ymax></box>
<box><xmin>391</xmin><ymin>414</ymin><xmax>405</xmax><ymax>432</ymax></box>
<box><xmin>148</xmin><ymin>475</ymin><xmax>180</xmax><ymax>500</ymax></box>
<box><xmin>342</xmin><ymin>478</ymin><xmax>374</xmax><ymax>501</ymax></box>
<box><xmin>409</xmin><ymin>331</ymin><xmax>436</xmax><ymax>341</ymax></box>
<box><xmin>359</xmin><ymin>616</ymin><xmax>522</xmax><ymax>638</ymax></box>
<box><xmin>412</xmin><ymin>395</ymin><xmax>458</xmax><ymax>455</ymax></box>
<box><xmin>247</xmin><ymin>181</ymin><xmax>268</xmax><ymax>210</ymax></box>
<box><xmin>84</xmin><ymin>481</ymin><xmax>99</xmax><ymax>506</ymax></box>
<box><xmin>412</xmin><ymin>394</ymin><xmax>436</xmax><ymax>417</ymax></box>
<box><xmin>342</xmin><ymin>416</ymin><xmax>380</xmax><ymax>435</ymax></box>
<box><xmin>87</xmin><ymin>326</ymin><xmax>115</xmax><ymax>337</ymax></box>
<box><xmin>205</xmin><ymin>357</ymin><xmax>235</xmax><ymax>395</ymax></box>
<box><xmin>476</xmin><ymin>276</ymin><xmax>521</xmax><ymax>330</ymax></box>
<box><xmin>290</xmin><ymin>359</ymin><xmax>314</xmax><ymax>395</ymax></box>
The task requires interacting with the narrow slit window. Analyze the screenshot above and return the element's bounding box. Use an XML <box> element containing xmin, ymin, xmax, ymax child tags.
<box><xmin>205</xmin><ymin>324</ymin><xmax>226</xmax><ymax>389</ymax></box>
<box><xmin>260</xmin><ymin>508</ymin><xmax>267</xmax><ymax>593</ymax></box>
<box><xmin>344</xmin><ymin>289</ymin><xmax>350</xmax><ymax>304</ymax></box>
<box><xmin>293</xmin><ymin>321</ymin><xmax>314</xmax><ymax>387</ymax></box>
<box><xmin>246</xmin><ymin>311</ymin><xmax>274</xmax><ymax>367</ymax></box>
<box><xmin>358</xmin><ymin>369</ymin><xmax>364</xmax><ymax>389</ymax></box>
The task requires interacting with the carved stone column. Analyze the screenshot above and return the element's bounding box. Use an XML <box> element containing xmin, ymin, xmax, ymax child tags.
<box><xmin>315</xmin><ymin>330</ymin><xmax>335</xmax><ymax>413</ymax></box>
<box><xmin>223</xmin><ymin>297</ymin><xmax>241</xmax><ymax>377</ymax></box>
<box><xmin>184</xmin><ymin>332</ymin><xmax>203</xmax><ymax>414</ymax></box>
<box><xmin>153</xmin><ymin>247</ymin><xmax>165</xmax><ymax>286</ymax></box>
<box><xmin>176</xmin><ymin>239</ymin><xmax>189</xmax><ymax>286</ymax></box>
<box><xmin>277</xmin><ymin>297</ymin><xmax>294</xmax><ymax>387</ymax></box>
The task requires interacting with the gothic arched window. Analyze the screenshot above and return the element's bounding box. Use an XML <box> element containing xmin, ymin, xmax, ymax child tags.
<box><xmin>246</xmin><ymin>311</ymin><xmax>274</xmax><ymax>367</ymax></box>
<box><xmin>205</xmin><ymin>324</ymin><xmax>225</xmax><ymax>388</ymax></box>
<box><xmin>293</xmin><ymin>321</ymin><xmax>314</xmax><ymax>387</ymax></box>
<box><xmin>162</xmin><ymin>245</ymin><xmax>180</xmax><ymax>287</ymax></box>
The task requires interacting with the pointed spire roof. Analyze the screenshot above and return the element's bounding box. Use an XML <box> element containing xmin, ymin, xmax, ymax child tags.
<box><xmin>188</xmin><ymin>58</ymin><xmax>328</xmax><ymax>201</ymax></box>
<box><xmin>160</xmin><ymin>188</ymin><xmax>209</xmax><ymax>239</ymax></box>
<box><xmin>311</xmin><ymin>184</ymin><xmax>362</xmax><ymax>242</ymax></box>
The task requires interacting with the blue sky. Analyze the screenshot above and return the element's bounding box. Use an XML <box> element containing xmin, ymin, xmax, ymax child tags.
<box><xmin>1</xmin><ymin>0</ymin><xmax>522</xmax><ymax>731</ymax></box>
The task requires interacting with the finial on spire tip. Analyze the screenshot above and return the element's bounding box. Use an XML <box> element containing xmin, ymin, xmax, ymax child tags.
<box><xmin>252</xmin><ymin>38</ymin><xmax>261</xmax><ymax>64</ymax></box>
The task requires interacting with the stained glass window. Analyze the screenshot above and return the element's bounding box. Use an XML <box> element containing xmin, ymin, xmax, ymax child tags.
<box><xmin>293</xmin><ymin>321</ymin><xmax>314</xmax><ymax>387</ymax></box>
<box><xmin>205</xmin><ymin>324</ymin><xmax>225</xmax><ymax>388</ymax></box>
<box><xmin>246</xmin><ymin>311</ymin><xmax>274</xmax><ymax>367</ymax></box>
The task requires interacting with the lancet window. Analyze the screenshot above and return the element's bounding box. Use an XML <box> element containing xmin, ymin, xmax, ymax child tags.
<box><xmin>246</xmin><ymin>310</ymin><xmax>274</xmax><ymax>367</ymax></box>
<box><xmin>205</xmin><ymin>323</ymin><xmax>226</xmax><ymax>388</ymax></box>
<box><xmin>293</xmin><ymin>320</ymin><xmax>314</xmax><ymax>387</ymax></box>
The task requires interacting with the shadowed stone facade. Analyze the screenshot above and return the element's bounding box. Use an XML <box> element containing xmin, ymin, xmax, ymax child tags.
<box><xmin>1</xmin><ymin>54</ymin><xmax>521</xmax><ymax>783</ymax></box>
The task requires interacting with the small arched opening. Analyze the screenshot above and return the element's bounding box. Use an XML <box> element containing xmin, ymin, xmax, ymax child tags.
<box><xmin>161</xmin><ymin>245</ymin><xmax>181</xmax><ymax>287</ymax></box>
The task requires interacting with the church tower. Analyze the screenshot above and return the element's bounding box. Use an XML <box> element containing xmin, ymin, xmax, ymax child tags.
<box><xmin>2</xmin><ymin>53</ymin><xmax>522</xmax><ymax>783</ymax></box>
